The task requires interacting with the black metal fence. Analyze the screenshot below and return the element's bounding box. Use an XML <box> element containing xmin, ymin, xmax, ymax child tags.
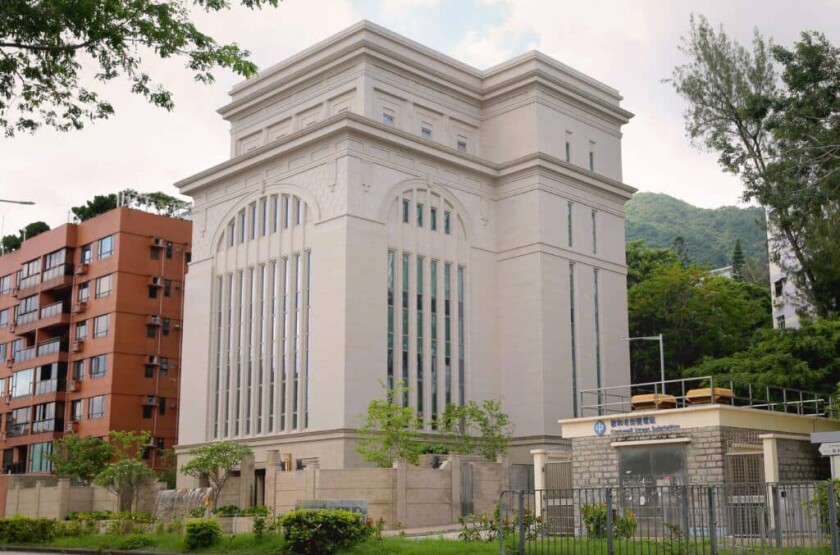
<box><xmin>498</xmin><ymin>482</ymin><xmax>840</xmax><ymax>554</ymax></box>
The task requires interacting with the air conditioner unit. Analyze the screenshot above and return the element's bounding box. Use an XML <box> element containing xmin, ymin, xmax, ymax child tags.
<box><xmin>72</xmin><ymin>301</ymin><xmax>87</xmax><ymax>314</ymax></box>
<box><xmin>66</xmin><ymin>421</ymin><xmax>79</xmax><ymax>433</ymax></box>
<box><xmin>5</xmin><ymin>358</ymin><xmax>12</xmax><ymax>368</ymax></box>
<box><xmin>71</xmin><ymin>340</ymin><xmax>84</xmax><ymax>353</ymax></box>
<box><xmin>144</xmin><ymin>396</ymin><xmax>158</xmax><ymax>406</ymax></box>
<box><xmin>148</xmin><ymin>355</ymin><xmax>160</xmax><ymax>365</ymax></box>
<box><xmin>147</xmin><ymin>315</ymin><xmax>162</xmax><ymax>325</ymax></box>
<box><xmin>150</xmin><ymin>236</ymin><xmax>164</xmax><ymax>247</ymax></box>
<box><xmin>68</xmin><ymin>380</ymin><xmax>81</xmax><ymax>392</ymax></box>
<box><xmin>173</xmin><ymin>323</ymin><xmax>181</xmax><ymax>330</ymax></box>
<box><xmin>10</xmin><ymin>287</ymin><xmax>18</xmax><ymax>297</ymax></box>
<box><xmin>74</xmin><ymin>264</ymin><xmax>88</xmax><ymax>276</ymax></box>
<box><xmin>149</xmin><ymin>276</ymin><xmax>163</xmax><ymax>287</ymax></box>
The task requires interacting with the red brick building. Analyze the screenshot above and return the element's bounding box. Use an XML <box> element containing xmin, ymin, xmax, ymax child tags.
<box><xmin>0</xmin><ymin>207</ymin><xmax>191</xmax><ymax>473</ymax></box>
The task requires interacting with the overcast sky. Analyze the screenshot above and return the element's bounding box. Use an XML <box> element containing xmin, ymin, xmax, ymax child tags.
<box><xmin>2</xmin><ymin>0</ymin><xmax>838</xmax><ymax>236</ymax></box>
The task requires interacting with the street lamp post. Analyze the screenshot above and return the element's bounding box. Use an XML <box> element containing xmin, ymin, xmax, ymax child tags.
<box><xmin>623</xmin><ymin>334</ymin><xmax>665</xmax><ymax>393</ymax></box>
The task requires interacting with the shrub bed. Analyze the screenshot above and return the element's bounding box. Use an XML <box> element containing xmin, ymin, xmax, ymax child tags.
<box><xmin>280</xmin><ymin>509</ymin><xmax>371</xmax><ymax>554</ymax></box>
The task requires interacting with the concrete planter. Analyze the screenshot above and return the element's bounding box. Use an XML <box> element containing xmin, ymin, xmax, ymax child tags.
<box><xmin>217</xmin><ymin>515</ymin><xmax>255</xmax><ymax>534</ymax></box>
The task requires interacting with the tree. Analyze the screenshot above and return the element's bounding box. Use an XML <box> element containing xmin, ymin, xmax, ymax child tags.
<box><xmin>625</xmin><ymin>240</ymin><xmax>679</xmax><ymax>289</ymax></box>
<box><xmin>686</xmin><ymin>318</ymin><xmax>840</xmax><ymax>395</ymax></box>
<box><xmin>181</xmin><ymin>440</ymin><xmax>253</xmax><ymax>510</ymax></box>
<box><xmin>1</xmin><ymin>234</ymin><xmax>20</xmax><ymax>254</ymax></box>
<box><xmin>49</xmin><ymin>435</ymin><xmax>114</xmax><ymax>485</ymax></box>
<box><xmin>93</xmin><ymin>430</ymin><xmax>156</xmax><ymax>512</ymax></box>
<box><xmin>672</xmin><ymin>236</ymin><xmax>689</xmax><ymax>267</ymax></box>
<box><xmin>71</xmin><ymin>194</ymin><xmax>118</xmax><ymax>222</ymax></box>
<box><xmin>356</xmin><ymin>383</ymin><xmax>423</xmax><ymax>468</ymax></box>
<box><xmin>464</xmin><ymin>400</ymin><xmax>514</xmax><ymax>462</ymax></box>
<box><xmin>667</xmin><ymin>16</ymin><xmax>840</xmax><ymax>318</ymax></box>
<box><xmin>20</xmin><ymin>221</ymin><xmax>49</xmax><ymax>240</ymax></box>
<box><xmin>731</xmin><ymin>240</ymin><xmax>745</xmax><ymax>281</ymax></box>
<box><xmin>628</xmin><ymin>262</ymin><xmax>771</xmax><ymax>381</ymax></box>
<box><xmin>0</xmin><ymin>0</ymin><xmax>281</xmax><ymax>136</ymax></box>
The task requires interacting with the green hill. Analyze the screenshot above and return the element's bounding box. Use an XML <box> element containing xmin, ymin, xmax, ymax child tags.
<box><xmin>625</xmin><ymin>193</ymin><xmax>767</xmax><ymax>268</ymax></box>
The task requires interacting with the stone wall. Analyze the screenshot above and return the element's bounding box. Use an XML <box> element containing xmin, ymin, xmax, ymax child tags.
<box><xmin>778</xmin><ymin>439</ymin><xmax>829</xmax><ymax>482</ymax></box>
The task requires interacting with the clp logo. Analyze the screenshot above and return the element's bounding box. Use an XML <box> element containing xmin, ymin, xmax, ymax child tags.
<box><xmin>594</xmin><ymin>420</ymin><xmax>607</xmax><ymax>436</ymax></box>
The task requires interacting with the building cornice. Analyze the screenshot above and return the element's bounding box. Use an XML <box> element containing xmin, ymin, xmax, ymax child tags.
<box><xmin>176</xmin><ymin>113</ymin><xmax>635</xmax><ymax>205</ymax></box>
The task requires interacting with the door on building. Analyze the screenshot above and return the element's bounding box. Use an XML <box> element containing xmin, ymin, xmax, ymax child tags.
<box><xmin>253</xmin><ymin>469</ymin><xmax>266</xmax><ymax>507</ymax></box>
<box><xmin>544</xmin><ymin>461</ymin><xmax>573</xmax><ymax>535</ymax></box>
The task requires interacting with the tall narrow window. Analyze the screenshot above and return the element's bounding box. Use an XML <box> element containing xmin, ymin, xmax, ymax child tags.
<box><xmin>234</xmin><ymin>271</ymin><xmax>244</xmax><ymax>435</ymax></box>
<box><xmin>401</xmin><ymin>254</ymin><xmax>410</xmax><ymax>407</ymax></box>
<box><xmin>283</xmin><ymin>195</ymin><xmax>291</xmax><ymax>229</ymax></box>
<box><xmin>444</xmin><ymin>263</ymin><xmax>452</xmax><ymax>407</ymax></box>
<box><xmin>260</xmin><ymin>198</ymin><xmax>268</xmax><ymax>237</ymax></box>
<box><xmin>444</xmin><ymin>211</ymin><xmax>451</xmax><ymax>235</ymax></box>
<box><xmin>292</xmin><ymin>254</ymin><xmax>301</xmax><ymax>429</ymax></box>
<box><xmin>227</xmin><ymin>222</ymin><xmax>235</xmax><ymax>248</ymax></box>
<box><xmin>256</xmin><ymin>264</ymin><xmax>265</xmax><ymax>433</ymax></box>
<box><xmin>567</xmin><ymin>202</ymin><xmax>573</xmax><ymax>247</ymax></box>
<box><xmin>417</xmin><ymin>203</ymin><xmax>424</xmax><ymax>228</ymax></box>
<box><xmin>594</xmin><ymin>269</ymin><xmax>602</xmax><ymax>392</ymax></box>
<box><xmin>238</xmin><ymin>211</ymin><xmax>246</xmax><ymax>244</ymax></box>
<box><xmin>304</xmin><ymin>250</ymin><xmax>312</xmax><ymax>428</ymax></box>
<box><xmin>457</xmin><ymin>266</ymin><xmax>465</xmax><ymax>406</ymax></box>
<box><xmin>246</xmin><ymin>267</ymin><xmax>255</xmax><ymax>434</ymax></box>
<box><xmin>430</xmin><ymin>208</ymin><xmax>438</xmax><ymax>231</ymax></box>
<box><xmin>430</xmin><ymin>261</ymin><xmax>438</xmax><ymax>427</ymax></box>
<box><xmin>402</xmin><ymin>199</ymin><xmax>410</xmax><ymax>224</ymax></box>
<box><xmin>280</xmin><ymin>257</ymin><xmax>289</xmax><ymax>431</ymax></box>
<box><xmin>569</xmin><ymin>264</ymin><xmax>578</xmax><ymax>417</ymax></box>
<box><xmin>272</xmin><ymin>195</ymin><xmax>279</xmax><ymax>233</ymax></box>
<box><xmin>224</xmin><ymin>274</ymin><xmax>233</xmax><ymax>436</ymax></box>
<box><xmin>268</xmin><ymin>261</ymin><xmax>277</xmax><ymax>432</ymax></box>
<box><xmin>591</xmin><ymin>210</ymin><xmax>598</xmax><ymax>254</ymax></box>
<box><xmin>565</xmin><ymin>132</ymin><xmax>572</xmax><ymax>162</ymax></box>
<box><xmin>214</xmin><ymin>276</ymin><xmax>223</xmax><ymax>438</ymax></box>
<box><xmin>457</xmin><ymin>135</ymin><xmax>467</xmax><ymax>152</ymax></box>
<box><xmin>589</xmin><ymin>141</ymin><xmax>596</xmax><ymax>171</ymax></box>
<box><xmin>296</xmin><ymin>198</ymin><xmax>304</xmax><ymax>226</ymax></box>
<box><xmin>249</xmin><ymin>203</ymin><xmax>257</xmax><ymax>240</ymax></box>
<box><xmin>416</xmin><ymin>257</ymin><xmax>424</xmax><ymax>420</ymax></box>
<box><xmin>387</xmin><ymin>252</ymin><xmax>395</xmax><ymax>390</ymax></box>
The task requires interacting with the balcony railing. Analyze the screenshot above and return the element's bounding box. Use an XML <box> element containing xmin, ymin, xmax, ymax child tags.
<box><xmin>32</xmin><ymin>418</ymin><xmax>63</xmax><ymax>434</ymax></box>
<box><xmin>39</xmin><ymin>301</ymin><xmax>66</xmax><ymax>320</ymax></box>
<box><xmin>6</xmin><ymin>422</ymin><xmax>30</xmax><ymax>438</ymax></box>
<box><xmin>34</xmin><ymin>379</ymin><xmax>60</xmax><ymax>396</ymax></box>
<box><xmin>15</xmin><ymin>311</ymin><xmax>37</xmax><ymax>326</ymax></box>
<box><xmin>35</xmin><ymin>338</ymin><xmax>63</xmax><ymax>357</ymax></box>
<box><xmin>3</xmin><ymin>462</ymin><xmax>25</xmax><ymax>474</ymax></box>
<box><xmin>41</xmin><ymin>263</ymin><xmax>73</xmax><ymax>284</ymax></box>
<box><xmin>17</xmin><ymin>274</ymin><xmax>39</xmax><ymax>290</ymax></box>
<box><xmin>13</xmin><ymin>346</ymin><xmax>35</xmax><ymax>363</ymax></box>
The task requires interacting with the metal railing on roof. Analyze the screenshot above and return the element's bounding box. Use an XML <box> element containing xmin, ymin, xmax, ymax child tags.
<box><xmin>579</xmin><ymin>375</ymin><xmax>836</xmax><ymax>418</ymax></box>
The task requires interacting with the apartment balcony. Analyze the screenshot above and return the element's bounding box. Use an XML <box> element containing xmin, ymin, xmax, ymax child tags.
<box><xmin>5</xmin><ymin>422</ymin><xmax>29</xmax><ymax>438</ymax></box>
<box><xmin>6</xmin><ymin>339</ymin><xmax>67</xmax><ymax>370</ymax></box>
<box><xmin>40</xmin><ymin>264</ymin><xmax>74</xmax><ymax>292</ymax></box>
<box><xmin>37</xmin><ymin>301</ymin><xmax>71</xmax><ymax>330</ymax></box>
<box><xmin>31</xmin><ymin>418</ymin><xmax>65</xmax><ymax>435</ymax></box>
<box><xmin>11</xmin><ymin>310</ymin><xmax>38</xmax><ymax>335</ymax></box>
<box><xmin>2</xmin><ymin>462</ymin><xmax>25</xmax><ymax>474</ymax></box>
<box><xmin>15</xmin><ymin>275</ymin><xmax>40</xmax><ymax>296</ymax></box>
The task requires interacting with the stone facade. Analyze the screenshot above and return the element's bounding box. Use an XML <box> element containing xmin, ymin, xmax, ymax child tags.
<box><xmin>174</xmin><ymin>21</ymin><xmax>635</xmax><ymax>482</ymax></box>
<box><xmin>777</xmin><ymin>438</ymin><xmax>829</xmax><ymax>482</ymax></box>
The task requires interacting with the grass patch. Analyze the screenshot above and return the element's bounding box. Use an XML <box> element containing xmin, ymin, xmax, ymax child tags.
<box><xmin>46</xmin><ymin>532</ymin><xmax>288</xmax><ymax>553</ymax></box>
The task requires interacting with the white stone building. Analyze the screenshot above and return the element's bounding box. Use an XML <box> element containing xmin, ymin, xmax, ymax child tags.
<box><xmin>174</xmin><ymin>21</ymin><xmax>635</xmax><ymax>480</ymax></box>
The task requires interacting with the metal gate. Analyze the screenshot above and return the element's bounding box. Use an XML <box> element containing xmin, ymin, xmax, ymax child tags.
<box><xmin>461</xmin><ymin>462</ymin><xmax>474</xmax><ymax>516</ymax></box>
<box><xmin>544</xmin><ymin>461</ymin><xmax>573</xmax><ymax>534</ymax></box>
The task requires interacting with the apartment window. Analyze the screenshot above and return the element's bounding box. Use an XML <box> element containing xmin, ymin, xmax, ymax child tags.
<box><xmin>0</xmin><ymin>309</ymin><xmax>7</xmax><ymax>329</ymax></box>
<box><xmin>0</xmin><ymin>275</ymin><xmax>11</xmax><ymax>295</ymax></box>
<box><xmin>417</xmin><ymin>203</ymin><xmax>424</xmax><ymax>228</ymax></box>
<box><xmin>382</xmin><ymin>109</ymin><xmax>395</xmax><ymax>126</ymax></box>
<box><xmin>90</xmin><ymin>354</ymin><xmax>106</xmax><ymax>378</ymax></box>
<box><xmin>72</xmin><ymin>360</ymin><xmax>85</xmax><ymax>381</ymax></box>
<box><xmin>160</xmin><ymin>357</ymin><xmax>169</xmax><ymax>377</ymax></box>
<box><xmin>80</xmin><ymin>244</ymin><xmax>92</xmax><ymax>264</ymax></box>
<box><xmin>227</xmin><ymin>221</ymin><xmax>235</xmax><ymax>247</ymax></box>
<box><xmin>93</xmin><ymin>314</ymin><xmax>109</xmax><ymax>338</ymax></box>
<box><xmin>45</xmin><ymin>249</ymin><xmax>66</xmax><ymax>270</ymax></box>
<box><xmin>70</xmin><ymin>400</ymin><xmax>83</xmax><ymax>422</ymax></box>
<box><xmin>591</xmin><ymin>210</ymin><xmax>598</xmax><ymax>254</ymax></box>
<box><xmin>95</xmin><ymin>274</ymin><xmax>112</xmax><ymax>298</ymax></box>
<box><xmin>164</xmin><ymin>279</ymin><xmax>172</xmax><ymax>297</ymax></box>
<box><xmin>88</xmin><ymin>396</ymin><xmax>105</xmax><ymax>419</ymax></box>
<box><xmin>142</xmin><ymin>405</ymin><xmax>153</xmax><ymax>419</ymax></box>
<box><xmin>567</xmin><ymin>202</ymin><xmax>573</xmax><ymax>247</ymax></box>
<box><xmin>165</xmin><ymin>241</ymin><xmax>173</xmax><ymax>259</ymax></box>
<box><xmin>589</xmin><ymin>141</ymin><xmax>596</xmax><ymax>171</ymax></box>
<box><xmin>159</xmin><ymin>396</ymin><xmax>166</xmax><ymax>416</ymax></box>
<box><xmin>148</xmin><ymin>285</ymin><xmax>158</xmax><ymax>299</ymax></box>
<box><xmin>150</xmin><ymin>246</ymin><xmax>160</xmax><ymax>260</ymax></box>
<box><xmin>162</xmin><ymin>318</ymin><xmax>170</xmax><ymax>336</ymax></box>
<box><xmin>430</xmin><ymin>208</ymin><xmax>437</xmax><ymax>231</ymax></box>
<box><xmin>421</xmin><ymin>125</ymin><xmax>432</xmax><ymax>139</ymax></box>
<box><xmin>144</xmin><ymin>363</ymin><xmax>154</xmax><ymax>378</ymax></box>
<box><xmin>75</xmin><ymin>321</ymin><xmax>87</xmax><ymax>341</ymax></box>
<box><xmin>146</xmin><ymin>324</ymin><xmax>156</xmax><ymax>338</ymax></box>
<box><xmin>777</xmin><ymin>315</ymin><xmax>786</xmax><ymax>329</ymax></box>
<box><xmin>402</xmin><ymin>198</ymin><xmax>410</xmax><ymax>224</ymax></box>
<box><xmin>444</xmin><ymin>211</ymin><xmax>451</xmax><ymax>235</ymax></box>
<box><xmin>0</xmin><ymin>345</ymin><xmax>5</xmax><ymax>365</ymax></box>
<box><xmin>774</xmin><ymin>278</ymin><xmax>785</xmax><ymax>298</ymax></box>
<box><xmin>28</xmin><ymin>442</ymin><xmax>52</xmax><ymax>473</ymax></box>
<box><xmin>12</xmin><ymin>369</ymin><xmax>33</xmax><ymax>398</ymax></box>
<box><xmin>457</xmin><ymin>135</ymin><xmax>467</xmax><ymax>152</ymax></box>
<box><xmin>97</xmin><ymin>235</ymin><xmax>114</xmax><ymax>259</ymax></box>
<box><xmin>78</xmin><ymin>282</ymin><xmax>89</xmax><ymax>302</ymax></box>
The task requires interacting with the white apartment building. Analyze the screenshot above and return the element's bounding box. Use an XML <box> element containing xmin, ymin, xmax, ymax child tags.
<box><xmin>174</xmin><ymin>21</ymin><xmax>635</xmax><ymax>479</ymax></box>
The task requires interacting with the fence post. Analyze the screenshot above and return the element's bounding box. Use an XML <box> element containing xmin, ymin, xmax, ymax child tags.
<box><xmin>828</xmin><ymin>481</ymin><xmax>839</xmax><ymax>555</ymax></box>
<box><xmin>606</xmin><ymin>488</ymin><xmax>615</xmax><ymax>555</ymax></box>
<box><xmin>771</xmin><ymin>484</ymin><xmax>782</xmax><ymax>548</ymax></box>
<box><xmin>681</xmin><ymin>486</ymin><xmax>690</xmax><ymax>539</ymax></box>
<box><xmin>517</xmin><ymin>490</ymin><xmax>525</xmax><ymax>555</ymax></box>
<box><xmin>499</xmin><ymin>492</ymin><xmax>506</xmax><ymax>555</ymax></box>
<box><xmin>707</xmin><ymin>487</ymin><xmax>717</xmax><ymax>555</ymax></box>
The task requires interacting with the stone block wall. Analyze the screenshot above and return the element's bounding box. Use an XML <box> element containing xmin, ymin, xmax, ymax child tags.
<box><xmin>777</xmin><ymin>439</ymin><xmax>829</xmax><ymax>482</ymax></box>
<box><xmin>5</xmin><ymin>479</ymin><xmax>165</xmax><ymax>519</ymax></box>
